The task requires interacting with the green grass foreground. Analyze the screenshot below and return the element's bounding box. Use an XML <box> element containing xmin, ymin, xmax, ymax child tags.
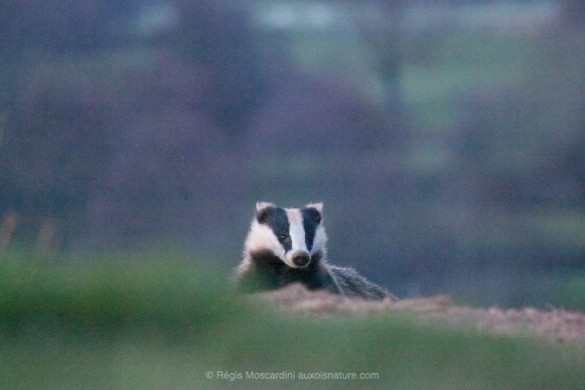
<box><xmin>0</xmin><ymin>250</ymin><xmax>583</xmax><ymax>390</ymax></box>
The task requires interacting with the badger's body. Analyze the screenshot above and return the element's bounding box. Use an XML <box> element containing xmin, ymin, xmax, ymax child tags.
<box><xmin>235</xmin><ymin>202</ymin><xmax>397</xmax><ymax>301</ymax></box>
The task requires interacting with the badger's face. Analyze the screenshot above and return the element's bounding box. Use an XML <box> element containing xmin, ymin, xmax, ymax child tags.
<box><xmin>245</xmin><ymin>202</ymin><xmax>327</xmax><ymax>268</ymax></box>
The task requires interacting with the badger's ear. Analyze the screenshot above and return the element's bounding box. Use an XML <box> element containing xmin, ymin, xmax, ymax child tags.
<box><xmin>303</xmin><ymin>202</ymin><xmax>323</xmax><ymax>225</ymax></box>
<box><xmin>256</xmin><ymin>202</ymin><xmax>275</xmax><ymax>212</ymax></box>
<box><xmin>306</xmin><ymin>202</ymin><xmax>323</xmax><ymax>214</ymax></box>
<box><xmin>255</xmin><ymin>202</ymin><xmax>275</xmax><ymax>223</ymax></box>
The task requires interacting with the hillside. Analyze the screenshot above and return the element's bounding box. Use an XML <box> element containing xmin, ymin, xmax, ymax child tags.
<box><xmin>1</xmin><ymin>254</ymin><xmax>584</xmax><ymax>389</ymax></box>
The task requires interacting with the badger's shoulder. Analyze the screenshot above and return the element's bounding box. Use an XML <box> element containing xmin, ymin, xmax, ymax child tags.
<box><xmin>233</xmin><ymin>252</ymin><xmax>286</xmax><ymax>292</ymax></box>
<box><xmin>327</xmin><ymin>264</ymin><xmax>397</xmax><ymax>301</ymax></box>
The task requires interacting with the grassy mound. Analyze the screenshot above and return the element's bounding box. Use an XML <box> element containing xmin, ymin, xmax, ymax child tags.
<box><xmin>0</xmin><ymin>250</ymin><xmax>583</xmax><ymax>389</ymax></box>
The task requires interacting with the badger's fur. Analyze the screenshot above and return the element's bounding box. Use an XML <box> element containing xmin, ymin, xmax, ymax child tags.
<box><xmin>234</xmin><ymin>202</ymin><xmax>397</xmax><ymax>301</ymax></box>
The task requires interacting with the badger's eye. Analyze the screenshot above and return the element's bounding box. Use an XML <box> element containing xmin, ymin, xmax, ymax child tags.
<box><xmin>279</xmin><ymin>234</ymin><xmax>289</xmax><ymax>241</ymax></box>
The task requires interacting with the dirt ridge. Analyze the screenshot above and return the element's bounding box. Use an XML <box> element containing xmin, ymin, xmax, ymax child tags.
<box><xmin>254</xmin><ymin>284</ymin><xmax>585</xmax><ymax>344</ymax></box>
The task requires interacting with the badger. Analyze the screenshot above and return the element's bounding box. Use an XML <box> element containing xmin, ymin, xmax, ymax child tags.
<box><xmin>234</xmin><ymin>202</ymin><xmax>397</xmax><ymax>301</ymax></box>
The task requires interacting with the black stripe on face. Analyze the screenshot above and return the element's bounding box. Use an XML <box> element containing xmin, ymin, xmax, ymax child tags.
<box><xmin>256</xmin><ymin>206</ymin><xmax>292</xmax><ymax>252</ymax></box>
<box><xmin>301</xmin><ymin>207</ymin><xmax>321</xmax><ymax>252</ymax></box>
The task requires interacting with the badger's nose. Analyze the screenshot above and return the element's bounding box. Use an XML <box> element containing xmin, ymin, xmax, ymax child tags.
<box><xmin>292</xmin><ymin>251</ymin><xmax>310</xmax><ymax>267</ymax></box>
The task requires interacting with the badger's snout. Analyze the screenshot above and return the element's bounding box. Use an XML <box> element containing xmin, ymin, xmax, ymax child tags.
<box><xmin>291</xmin><ymin>250</ymin><xmax>310</xmax><ymax>268</ymax></box>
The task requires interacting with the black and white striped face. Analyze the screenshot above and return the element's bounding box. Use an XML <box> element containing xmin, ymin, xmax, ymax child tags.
<box><xmin>245</xmin><ymin>202</ymin><xmax>327</xmax><ymax>268</ymax></box>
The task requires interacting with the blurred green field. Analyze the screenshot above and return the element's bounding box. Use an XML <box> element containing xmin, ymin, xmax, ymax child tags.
<box><xmin>1</xmin><ymin>250</ymin><xmax>584</xmax><ymax>390</ymax></box>
<box><xmin>401</xmin><ymin>32</ymin><xmax>535</xmax><ymax>131</ymax></box>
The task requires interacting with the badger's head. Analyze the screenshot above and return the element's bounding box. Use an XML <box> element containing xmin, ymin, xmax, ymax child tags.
<box><xmin>244</xmin><ymin>202</ymin><xmax>327</xmax><ymax>268</ymax></box>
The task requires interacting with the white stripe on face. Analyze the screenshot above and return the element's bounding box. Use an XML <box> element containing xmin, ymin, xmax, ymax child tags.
<box><xmin>285</xmin><ymin>208</ymin><xmax>308</xmax><ymax>255</ymax></box>
<box><xmin>312</xmin><ymin>225</ymin><xmax>327</xmax><ymax>255</ymax></box>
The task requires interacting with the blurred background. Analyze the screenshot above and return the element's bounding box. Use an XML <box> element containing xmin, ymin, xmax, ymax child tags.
<box><xmin>0</xmin><ymin>0</ymin><xmax>583</xmax><ymax>308</ymax></box>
